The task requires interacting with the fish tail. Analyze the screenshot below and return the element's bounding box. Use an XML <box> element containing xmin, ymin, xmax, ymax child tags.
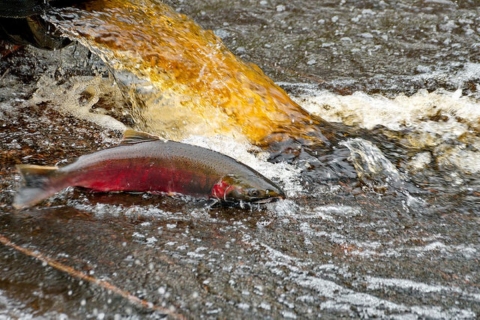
<box><xmin>13</xmin><ymin>164</ymin><xmax>59</xmax><ymax>209</ymax></box>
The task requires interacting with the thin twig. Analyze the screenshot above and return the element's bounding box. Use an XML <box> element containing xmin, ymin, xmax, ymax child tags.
<box><xmin>0</xmin><ymin>68</ymin><xmax>10</xmax><ymax>82</ymax></box>
<box><xmin>0</xmin><ymin>233</ymin><xmax>185</xmax><ymax>319</ymax></box>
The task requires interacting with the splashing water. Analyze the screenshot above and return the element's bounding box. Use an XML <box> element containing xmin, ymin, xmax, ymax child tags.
<box><xmin>45</xmin><ymin>0</ymin><xmax>321</xmax><ymax>145</ymax></box>
<box><xmin>340</xmin><ymin>138</ymin><xmax>405</xmax><ymax>190</ymax></box>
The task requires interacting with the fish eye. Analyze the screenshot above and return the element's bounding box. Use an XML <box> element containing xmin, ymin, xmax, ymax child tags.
<box><xmin>247</xmin><ymin>189</ymin><xmax>261</xmax><ymax>197</ymax></box>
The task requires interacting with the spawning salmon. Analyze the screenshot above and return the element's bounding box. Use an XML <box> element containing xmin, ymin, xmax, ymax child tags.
<box><xmin>13</xmin><ymin>130</ymin><xmax>285</xmax><ymax>209</ymax></box>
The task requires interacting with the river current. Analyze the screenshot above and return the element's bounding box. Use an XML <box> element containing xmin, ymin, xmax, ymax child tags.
<box><xmin>0</xmin><ymin>0</ymin><xmax>479</xmax><ymax>318</ymax></box>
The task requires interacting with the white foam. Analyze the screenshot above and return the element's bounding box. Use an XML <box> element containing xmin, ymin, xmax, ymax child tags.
<box><xmin>365</xmin><ymin>276</ymin><xmax>480</xmax><ymax>302</ymax></box>
<box><xmin>289</xmin><ymin>84</ymin><xmax>480</xmax><ymax>176</ymax></box>
<box><xmin>252</xmin><ymin>239</ymin><xmax>477</xmax><ymax>318</ymax></box>
<box><xmin>298</xmin><ymin>205</ymin><xmax>362</xmax><ymax>221</ymax></box>
<box><xmin>294</xmin><ymin>88</ymin><xmax>480</xmax><ymax>135</ymax></box>
<box><xmin>415</xmin><ymin>62</ymin><xmax>480</xmax><ymax>89</ymax></box>
<box><xmin>267</xmin><ymin>199</ymin><xmax>300</xmax><ymax>217</ymax></box>
<box><xmin>0</xmin><ymin>289</ymin><xmax>34</xmax><ymax>319</ymax></box>
<box><xmin>437</xmin><ymin>146</ymin><xmax>480</xmax><ymax>174</ymax></box>
<box><xmin>29</xmin><ymin>75</ymin><xmax>126</xmax><ymax>132</ymax></box>
<box><xmin>70</xmin><ymin>202</ymin><xmax>182</xmax><ymax>220</ymax></box>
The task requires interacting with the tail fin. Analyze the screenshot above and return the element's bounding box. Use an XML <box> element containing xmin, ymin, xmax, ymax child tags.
<box><xmin>13</xmin><ymin>165</ymin><xmax>59</xmax><ymax>209</ymax></box>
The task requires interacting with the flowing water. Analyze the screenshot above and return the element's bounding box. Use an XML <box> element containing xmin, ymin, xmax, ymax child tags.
<box><xmin>0</xmin><ymin>0</ymin><xmax>479</xmax><ymax>318</ymax></box>
<box><xmin>46</xmin><ymin>0</ymin><xmax>322</xmax><ymax>146</ymax></box>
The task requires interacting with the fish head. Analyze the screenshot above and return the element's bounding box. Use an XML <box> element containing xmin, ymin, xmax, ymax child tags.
<box><xmin>211</xmin><ymin>174</ymin><xmax>285</xmax><ymax>204</ymax></box>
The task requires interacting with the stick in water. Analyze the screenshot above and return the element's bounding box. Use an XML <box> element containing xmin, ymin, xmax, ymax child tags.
<box><xmin>0</xmin><ymin>234</ymin><xmax>185</xmax><ymax>319</ymax></box>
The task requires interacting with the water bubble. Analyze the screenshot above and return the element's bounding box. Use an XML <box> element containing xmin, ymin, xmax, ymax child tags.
<box><xmin>259</xmin><ymin>301</ymin><xmax>271</xmax><ymax>310</ymax></box>
<box><xmin>237</xmin><ymin>303</ymin><xmax>250</xmax><ymax>310</ymax></box>
<box><xmin>214</xmin><ymin>29</ymin><xmax>230</xmax><ymax>39</ymax></box>
<box><xmin>282</xmin><ymin>310</ymin><xmax>297</xmax><ymax>319</ymax></box>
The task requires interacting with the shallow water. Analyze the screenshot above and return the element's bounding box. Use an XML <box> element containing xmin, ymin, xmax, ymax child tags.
<box><xmin>1</xmin><ymin>0</ymin><xmax>480</xmax><ymax>318</ymax></box>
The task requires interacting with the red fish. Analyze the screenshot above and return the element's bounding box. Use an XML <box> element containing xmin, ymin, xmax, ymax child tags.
<box><xmin>13</xmin><ymin>130</ymin><xmax>285</xmax><ymax>209</ymax></box>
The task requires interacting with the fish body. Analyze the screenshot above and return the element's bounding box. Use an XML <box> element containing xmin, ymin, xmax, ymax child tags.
<box><xmin>13</xmin><ymin>130</ymin><xmax>285</xmax><ymax>209</ymax></box>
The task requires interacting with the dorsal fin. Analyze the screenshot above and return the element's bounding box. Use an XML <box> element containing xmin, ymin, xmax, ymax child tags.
<box><xmin>120</xmin><ymin>129</ymin><xmax>160</xmax><ymax>145</ymax></box>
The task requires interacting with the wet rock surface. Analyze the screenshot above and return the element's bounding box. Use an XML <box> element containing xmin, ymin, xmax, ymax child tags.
<box><xmin>1</xmin><ymin>0</ymin><xmax>480</xmax><ymax>319</ymax></box>
<box><xmin>171</xmin><ymin>0</ymin><xmax>480</xmax><ymax>97</ymax></box>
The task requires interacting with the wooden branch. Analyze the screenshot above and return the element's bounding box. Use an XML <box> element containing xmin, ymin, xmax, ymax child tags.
<box><xmin>0</xmin><ymin>233</ymin><xmax>185</xmax><ymax>319</ymax></box>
